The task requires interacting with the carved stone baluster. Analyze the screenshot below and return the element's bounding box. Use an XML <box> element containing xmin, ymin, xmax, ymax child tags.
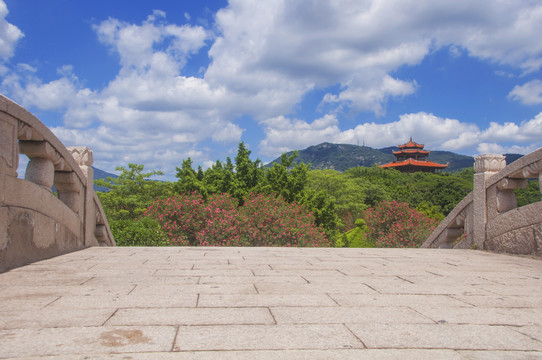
<box><xmin>522</xmin><ymin>160</ymin><xmax>542</xmax><ymax>193</ymax></box>
<box><xmin>19</xmin><ymin>141</ymin><xmax>62</xmax><ymax>191</ymax></box>
<box><xmin>496</xmin><ymin>178</ymin><xmax>527</xmax><ymax>213</ymax></box>
<box><xmin>54</xmin><ymin>171</ymin><xmax>82</xmax><ymax>214</ymax></box>
<box><xmin>473</xmin><ymin>154</ymin><xmax>506</xmax><ymax>249</ymax></box>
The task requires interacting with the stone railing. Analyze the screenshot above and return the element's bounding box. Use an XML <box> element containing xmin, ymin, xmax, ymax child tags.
<box><xmin>423</xmin><ymin>149</ymin><xmax>542</xmax><ymax>255</ymax></box>
<box><xmin>0</xmin><ymin>94</ymin><xmax>114</xmax><ymax>273</ymax></box>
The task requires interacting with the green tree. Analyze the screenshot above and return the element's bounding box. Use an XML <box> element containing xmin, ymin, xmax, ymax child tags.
<box><xmin>264</xmin><ymin>151</ymin><xmax>310</xmax><ymax>202</ymax></box>
<box><xmin>516</xmin><ymin>180</ymin><xmax>542</xmax><ymax>207</ymax></box>
<box><xmin>175</xmin><ymin>158</ymin><xmax>207</xmax><ymax>196</ymax></box>
<box><xmin>233</xmin><ymin>142</ymin><xmax>265</xmax><ymax>202</ymax></box>
<box><xmin>95</xmin><ymin>164</ymin><xmax>172</xmax><ymax>246</ymax></box>
<box><xmin>95</xmin><ymin>163</ymin><xmax>172</xmax><ymax>221</ymax></box>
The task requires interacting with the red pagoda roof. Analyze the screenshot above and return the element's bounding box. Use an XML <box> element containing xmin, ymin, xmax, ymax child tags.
<box><xmin>380</xmin><ymin>158</ymin><xmax>448</xmax><ymax>169</ymax></box>
<box><xmin>381</xmin><ymin>137</ymin><xmax>448</xmax><ymax>172</ymax></box>
<box><xmin>393</xmin><ymin>149</ymin><xmax>430</xmax><ymax>155</ymax></box>
<box><xmin>398</xmin><ymin>137</ymin><xmax>424</xmax><ymax>149</ymax></box>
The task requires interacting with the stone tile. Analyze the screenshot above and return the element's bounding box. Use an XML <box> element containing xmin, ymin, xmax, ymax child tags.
<box><xmin>154</xmin><ymin>269</ymin><xmax>253</xmax><ymax>277</ymax></box>
<box><xmin>459</xmin><ymin>350</ymin><xmax>542</xmax><ymax>359</ymax></box>
<box><xmin>0</xmin><ymin>326</ymin><xmax>176</xmax><ymax>358</ymax></box>
<box><xmin>252</xmin><ymin>269</ymin><xmax>343</xmax><ymax>276</ymax></box>
<box><xmin>0</xmin><ymin>308</ymin><xmax>115</xmax><ymax>329</ymax></box>
<box><xmin>271</xmin><ymin>306</ymin><xmax>434</xmax><ymax>325</ymax></box>
<box><xmin>479</xmin><ymin>285</ymin><xmax>542</xmax><ymax>296</ymax></box>
<box><xmin>0</xmin><ymin>349</ymin><xmax>468</xmax><ymax>360</ymax></box>
<box><xmin>0</xmin><ymin>295</ymin><xmax>59</xmax><ymax>311</ymax></box>
<box><xmin>0</xmin><ymin>284</ymin><xmax>136</xmax><ymax>298</ymax></box>
<box><xmin>413</xmin><ymin>306</ymin><xmax>542</xmax><ymax>326</ymax></box>
<box><xmin>107</xmin><ymin>307</ymin><xmax>274</xmax><ymax>326</ymax></box>
<box><xmin>255</xmin><ymin>282</ymin><xmax>378</xmax><ymax>294</ymax></box>
<box><xmin>515</xmin><ymin>326</ymin><xmax>542</xmax><ymax>342</ymax></box>
<box><xmin>82</xmin><ymin>276</ymin><xmax>200</xmax><ymax>286</ymax></box>
<box><xmin>199</xmin><ymin>275</ymin><xmax>307</xmax><ymax>284</ymax></box>
<box><xmin>362</xmin><ymin>277</ymin><xmax>492</xmax><ymax>295</ymax></box>
<box><xmin>330</xmin><ymin>294</ymin><xmax>471</xmax><ymax>308</ymax></box>
<box><xmin>174</xmin><ymin>324</ymin><xmax>364</xmax><ymax>351</ymax></box>
<box><xmin>451</xmin><ymin>295</ymin><xmax>542</xmax><ymax>308</ymax></box>
<box><xmin>198</xmin><ymin>294</ymin><xmax>337</xmax><ymax>307</ymax></box>
<box><xmin>348</xmin><ymin>323</ymin><xmax>542</xmax><ymax>350</ymax></box>
<box><xmin>46</xmin><ymin>293</ymin><xmax>198</xmax><ymax>309</ymax></box>
<box><xmin>130</xmin><ymin>283</ymin><xmax>257</xmax><ymax>296</ymax></box>
<box><xmin>0</xmin><ymin>271</ymin><xmax>92</xmax><ymax>286</ymax></box>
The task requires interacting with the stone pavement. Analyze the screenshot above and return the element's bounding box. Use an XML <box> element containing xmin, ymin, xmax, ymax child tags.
<box><xmin>0</xmin><ymin>247</ymin><xmax>541</xmax><ymax>359</ymax></box>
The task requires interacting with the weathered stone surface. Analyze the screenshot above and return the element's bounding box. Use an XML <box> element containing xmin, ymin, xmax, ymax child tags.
<box><xmin>0</xmin><ymin>308</ymin><xmax>115</xmax><ymax>329</ymax></box>
<box><xmin>198</xmin><ymin>294</ymin><xmax>337</xmax><ymax>307</ymax></box>
<box><xmin>459</xmin><ymin>350</ymin><xmax>542</xmax><ymax>359</ymax></box>
<box><xmin>0</xmin><ymin>95</ymin><xmax>114</xmax><ymax>273</ymax></box>
<box><xmin>426</xmin><ymin>148</ymin><xmax>542</xmax><ymax>256</ymax></box>
<box><xmin>0</xmin><ymin>205</ymin><xmax>8</xmax><ymax>251</ymax></box>
<box><xmin>108</xmin><ymin>307</ymin><xmax>275</xmax><ymax>326</ymax></box>
<box><xmin>348</xmin><ymin>323</ymin><xmax>542</xmax><ymax>350</ymax></box>
<box><xmin>486</xmin><ymin>226</ymin><xmax>538</xmax><ymax>255</ymax></box>
<box><xmin>0</xmin><ymin>326</ymin><xmax>176</xmax><ymax>358</ymax></box>
<box><xmin>0</xmin><ymin>349</ymin><xmax>469</xmax><ymax>360</ymax></box>
<box><xmin>174</xmin><ymin>324</ymin><xmax>365</xmax><ymax>351</ymax></box>
<box><xmin>1</xmin><ymin>247</ymin><xmax>542</xmax><ymax>358</ymax></box>
<box><xmin>271</xmin><ymin>306</ymin><xmax>433</xmax><ymax>324</ymax></box>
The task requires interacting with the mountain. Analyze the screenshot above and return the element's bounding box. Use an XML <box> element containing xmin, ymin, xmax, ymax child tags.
<box><xmin>266</xmin><ymin>143</ymin><xmax>395</xmax><ymax>172</ymax></box>
<box><xmin>267</xmin><ymin>142</ymin><xmax>524</xmax><ymax>173</ymax></box>
<box><xmin>92</xmin><ymin>167</ymin><xmax>117</xmax><ymax>192</ymax></box>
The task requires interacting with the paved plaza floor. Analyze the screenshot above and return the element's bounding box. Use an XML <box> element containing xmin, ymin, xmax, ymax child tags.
<box><xmin>0</xmin><ymin>247</ymin><xmax>541</xmax><ymax>359</ymax></box>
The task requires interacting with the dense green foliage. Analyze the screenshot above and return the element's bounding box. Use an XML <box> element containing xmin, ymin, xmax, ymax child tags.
<box><xmin>336</xmin><ymin>219</ymin><xmax>374</xmax><ymax>248</ymax></box>
<box><xmin>110</xmin><ymin>217</ymin><xmax>170</xmax><ymax>246</ymax></box>
<box><xmin>96</xmin><ymin>142</ymin><xmax>540</xmax><ymax>248</ymax></box>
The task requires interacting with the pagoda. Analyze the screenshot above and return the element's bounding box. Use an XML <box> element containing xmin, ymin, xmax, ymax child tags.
<box><xmin>380</xmin><ymin>137</ymin><xmax>448</xmax><ymax>173</ymax></box>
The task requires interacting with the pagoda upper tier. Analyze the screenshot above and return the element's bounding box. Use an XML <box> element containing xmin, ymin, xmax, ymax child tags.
<box><xmin>381</xmin><ymin>137</ymin><xmax>448</xmax><ymax>173</ymax></box>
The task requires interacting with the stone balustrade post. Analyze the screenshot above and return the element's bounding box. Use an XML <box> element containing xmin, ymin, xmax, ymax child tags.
<box><xmin>19</xmin><ymin>141</ymin><xmax>64</xmax><ymax>192</ymax></box>
<box><xmin>473</xmin><ymin>154</ymin><xmax>506</xmax><ymax>249</ymax></box>
<box><xmin>67</xmin><ymin>146</ymin><xmax>99</xmax><ymax>247</ymax></box>
<box><xmin>54</xmin><ymin>171</ymin><xmax>82</xmax><ymax>214</ymax></box>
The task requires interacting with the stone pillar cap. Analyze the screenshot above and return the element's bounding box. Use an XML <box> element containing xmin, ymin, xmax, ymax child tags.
<box><xmin>474</xmin><ymin>154</ymin><xmax>506</xmax><ymax>173</ymax></box>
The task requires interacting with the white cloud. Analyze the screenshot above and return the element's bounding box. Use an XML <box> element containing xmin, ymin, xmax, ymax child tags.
<box><xmin>0</xmin><ymin>0</ymin><xmax>23</xmax><ymax>61</ymax></box>
<box><xmin>259</xmin><ymin>114</ymin><xmax>341</xmax><ymax>156</ymax></box>
<box><xmin>258</xmin><ymin>111</ymin><xmax>542</xmax><ymax>159</ymax></box>
<box><xmin>480</xmin><ymin>113</ymin><xmax>542</xmax><ymax>143</ymax></box>
<box><xmin>4</xmin><ymin>1</ymin><xmax>542</xmax><ymax>176</ymax></box>
<box><xmin>508</xmin><ymin>80</ymin><xmax>542</xmax><ymax>105</ymax></box>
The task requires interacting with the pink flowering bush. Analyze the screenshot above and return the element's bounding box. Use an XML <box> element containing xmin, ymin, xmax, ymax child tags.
<box><xmin>145</xmin><ymin>192</ymin><xmax>330</xmax><ymax>247</ymax></box>
<box><xmin>239</xmin><ymin>193</ymin><xmax>330</xmax><ymax>247</ymax></box>
<box><xmin>364</xmin><ymin>200</ymin><xmax>438</xmax><ymax>248</ymax></box>
<box><xmin>144</xmin><ymin>192</ymin><xmax>205</xmax><ymax>245</ymax></box>
<box><xmin>195</xmin><ymin>193</ymin><xmax>248</xmax><ymax>246</ymax></box>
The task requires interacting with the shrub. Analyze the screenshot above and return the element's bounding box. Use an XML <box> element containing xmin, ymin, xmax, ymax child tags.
<box><xmin>195</xmin><ymin>193</ymin><xmax>248</xmax><ymax>246</ymax></box>
<box><xmin>145</xmin><ymin>192</ymin><xmax>331</xmax><ymax>247</ymax></box>
<box><xmin>110</xmin><ymin>217</ymin><xmax>169</xmax><ymax>246</ymax></box>
<box><xmin>336</xmin><ymin>218</ymin><xmax>374</xmax><ymax>248</ymax></box>
<box><xmin>364</xmin><ymin>200</ymin><xmax>438</xmax><ymax>248</ymax></box>
<box><xmin>239</xmin><ymin>193</ymin><xmax>330</xmax><ymax>247</ymax></box>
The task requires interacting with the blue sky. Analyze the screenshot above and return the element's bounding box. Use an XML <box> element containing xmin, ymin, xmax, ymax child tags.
<box><xmin>1</xmin><ymin>0</ymin><xmax>541</xmax><ymax>179</ymax></box>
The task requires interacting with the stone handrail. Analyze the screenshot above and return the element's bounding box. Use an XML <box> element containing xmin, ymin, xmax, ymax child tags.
<box><xmin>0</xmin><ymin>94</ymin><xmax>114</xmax><ymax>272</ymax></box>
<box><xmin>423</xmin><ymin>148</ymin><xmax>542</xmax><ymax>255</ymax></box>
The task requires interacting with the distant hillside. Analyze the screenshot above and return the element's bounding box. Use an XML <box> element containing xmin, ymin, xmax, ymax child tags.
<box><xmin>267</xmin><ymin>143</ymin><xmax>394</xmax><ymax>172</ymax></box>
<box><xmin>267</xmin><ymin>142</ymin><xmax>524</xmax><ymax>173</ymax></box>
<box><xmin>93</xmin><ymin>167</ymin><xmax>117</xmax><ymax>192</ymax></box>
